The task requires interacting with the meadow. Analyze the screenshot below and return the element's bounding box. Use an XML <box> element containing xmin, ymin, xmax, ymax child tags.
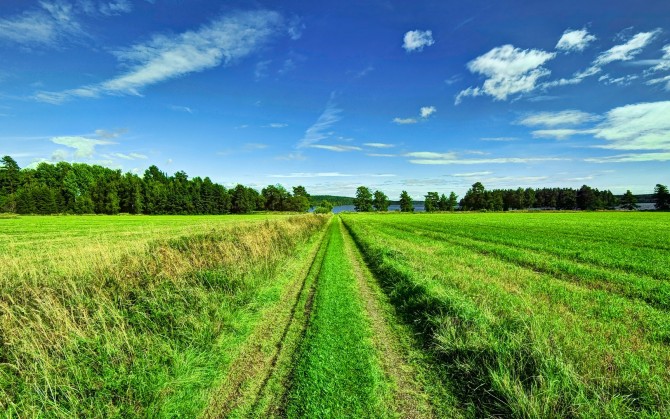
<box><xmin>1</xmin><ymin>211</ymin><xmax>669</xmax><ymax>417</ymax></box>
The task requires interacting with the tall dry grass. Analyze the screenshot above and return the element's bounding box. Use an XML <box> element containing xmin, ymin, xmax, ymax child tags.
<box><xmin>0</xmin><ymin>214</ymin><xmax>328</xmax><ymax>416</ymax></box>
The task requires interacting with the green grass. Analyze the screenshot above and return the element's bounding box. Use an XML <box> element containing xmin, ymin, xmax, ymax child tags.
<box><xmin>341</xmin><ymin>211</ymin><xmax>670</xmax><ymax>417</ymax></box>
<box><xmin>0</xmin><ymin>214</ymin><xmax>328</xmax><ymax>416</ymax></box>
<box><xmin>4</xmin><ymin>211</ymin><xmax>669</xmax><ymax>417</ymax></box>
<box><xmin>286</xmin><ymin>217</ymin><xmax>389</xmax><ymax>417</ymax></box>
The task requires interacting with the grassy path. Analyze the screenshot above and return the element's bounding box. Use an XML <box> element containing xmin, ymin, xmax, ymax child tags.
<box><xmin>211</xmin><ymin>216</ymin><xmax>440</xmax><ymax>417</ymax></box>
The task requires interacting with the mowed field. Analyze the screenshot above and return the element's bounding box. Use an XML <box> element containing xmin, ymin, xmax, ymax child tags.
<box><xmin>1</xmin><ymin>212</ymin><xmax>669</xmax><ymax>417</ymax></box>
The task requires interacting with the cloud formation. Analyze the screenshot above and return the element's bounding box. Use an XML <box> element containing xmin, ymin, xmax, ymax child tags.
<box><xmin>51</xmin><ymin>136</ymin><xmax>114</xmax><ymax>157</ymax></box>
<box><xmin>393</xmin><ymin>105</ymin><xmax>437</xmax><ymax>124</ymax></box>
<box><xmin>403</xmin><ymin>30</ymin><xmax>434</xmax><ymax>52</ymax></box>
<box><xmin>298</xmin><ymin>95</ymin><xmax>342</xmax><ymax>148</ymax></box>
<box><xmin>518</xmin><ymin>110</ymin><xmax>600</xmax><ymax>127</ymax></box>
<box><xmin>36</xmin><ymin>10</ymin><xmax>286</xmax><ymax>103</ymax></box>
<box><xmin>364</xmin><ymin>143</ymin><xmax>395</xmax><ymax>148</ymax></box>
<box><xmin>556</xmin><ymin>29</ymin><xmax>596</xmax><ymax>52</ymax></box>
<box><xmin>456</xmin><ymin>45</ymin><xmax>556</xmax><ymax>103</ymax></box>
<box><xmin>0</xmin><ymin>2</ymin><xmax>83</xmax><ymax>47</ymax></box>
<box><xmin>523</xmin><ymin>101</ymin><xmax>670</xmax><ymax>152</ymax></box>
<box><xmin>310</xmin><ymin>144</ymin><xmax>362</xmax><ymax>152</ymax></box>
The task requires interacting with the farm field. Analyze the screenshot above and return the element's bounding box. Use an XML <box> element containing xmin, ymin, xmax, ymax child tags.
<box><xmin>1</xmin><ymin>211</ymin><xmax>669</xmax><ymax>417</ymax></box>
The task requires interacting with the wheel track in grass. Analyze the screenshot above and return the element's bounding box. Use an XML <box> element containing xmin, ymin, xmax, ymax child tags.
<box><xmin>204</xmin><ymin>216</ymin><xmax>451</xmax><ymax>417</ymax></box>
<box><xmin>201</xmin><ymin>216</ymin><xmax>332</xmax><ymax>418</ymax></box>
<box><xmin>338</xmin><ymin>219</ymin><xmax>437</xmax><ymax>418</ymax></box>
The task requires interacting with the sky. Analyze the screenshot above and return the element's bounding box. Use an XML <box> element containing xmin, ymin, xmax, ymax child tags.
<box><xmin>1</xmin><ymin>0</ymin><xmax>669</xmax><ymax>198</ymax></box>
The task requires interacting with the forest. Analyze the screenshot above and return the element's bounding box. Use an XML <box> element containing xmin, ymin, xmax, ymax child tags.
<box><xmin>0</xmin><ymin>156</ymin><xmax>310</xmax><ymax>215</ymax></box>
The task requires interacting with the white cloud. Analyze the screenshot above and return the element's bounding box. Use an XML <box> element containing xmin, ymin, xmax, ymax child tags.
<box><xmin>518</xmin><ymin>110</ymin><xmax>600</xmax><ymax>127</ymax></box>
<box><xmin>51</xmin><ymin>136</ymin><xmax>114</xmax><ymax>158</ymax></box>
<box><xmin>585</xmin><ymin>152</ymin><xmax>670</xmax><ymax>163</ymax></box>
<box><xmin>364</xmin><ymin>142</ymin><xmax>395</xmax><ymax>148</ymax></box>
<box><xmin>556</xmin><ymin>29</ymin><xmax>596</xmax><ymax>52</ymax></box>
<box><xmin>367</xmin><ymin>153</ymin><xmax>396</xmax><ymax>157</ymax></box>
<box><xmin>393</xmin><ymin>117</ymin><xmax>418</xmax><ymax>125</ymax></box>
<box><xmin>592</xmin><ymin>101</ymin><xmax>670</xmax><ymax>150</ymax></box>
<box><xmin>99</xmin><ymin>0</ymin><xmax>133</xmax><ymax>16</ymax></box>
<box><xmin>298</xmin><ymin>94</ymin><xmax>341</xmax><ymax>148</ymax></box>
<box><xmin>310</xmin><ymin>144</ymin><xmax>362</xmax><ymax>152</ymax></box>
<box><xmin>521</xmin><ymin>101</ymin><xmax>670</xmax><ymax>151</ymax></box>
<box><xmin>594</xmin><ymin>30</ymin><xmax>660</xmax><ymax>67</ymax></box>
<box><xmin>546</xmin><ymin>30</ymin><xmax>660</xmax><ymax>88</ymax></box>
<box><xmin>407</xmin><ymin>151</ymin><xmax>568</xmax><ymax>165</ymax></box>
<box><xmin>403</xmin><ymin>30</ymin><xmax>434</xmax><ymax>52</ymax></box>
<box><xmin>531</xmin><ymin>129</ymin><xmax>586</xmax><ymax>140</ymax></box>
<box><xmin>452</xmin><ymin>171</ymin><xmax>493</xmax><ymax>177</ymax></box>
<box><xmin>456</xmin><ymin>45</ymin><xmax>556</xmax><ymax>103</ymax></box>
<box><xmin>36</xmin><ymin>10</ymin><xmax>286</xmax><ymax>102</ymax></box>
<box><xmin>0</xmin><ymin>2</ymin><xmax>83</xmax><ymax>47</ymax></box>
<box><xmin>405</xmin><ymin>151</ymin><xmax>457</xmax><ymax>159</ymax></box>
<box><xmin>650</xmin><ymin>44</ymin><xmax>670</xmax><ymax>72</ymax></box>
<box><xmin>647</xmin><ymin>74</ymin><xmax>670</xmax><ymax>90</ymax></box>
<box><xmin>267</xmin><ymin>123</ymin><xmax>288</xmax><ymax>128</ymax></box>
<box><xmin>420</xmin><ymin>106</ymin><xmax>436</xmax><ymax>118</ymax></box>
<box><xmin>394</xmin><ymin>105</ymin><xmax>436</xmax><ymax>124</ymax></box>
<box><xmin>110</xmin><ymin>152</ymin><xmax>148</xmax><ymax>160</ymax></box>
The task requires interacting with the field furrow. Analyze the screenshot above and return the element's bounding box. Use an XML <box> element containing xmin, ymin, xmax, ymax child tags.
<box><xmin>341</xmin><ymin>213</ymin><xmax>670</xmax><ymax>417</ymax></box>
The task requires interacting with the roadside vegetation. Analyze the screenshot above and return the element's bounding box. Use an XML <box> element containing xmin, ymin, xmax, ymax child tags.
<box><xmin>0</xmin><ymin>214</ymin><xmax>327</xmax><ymax>416</ymax></box>
<box><xmin>341</xmin><ymin>212</ymin><xmax>670</xmax><ymax>417</ymax></box>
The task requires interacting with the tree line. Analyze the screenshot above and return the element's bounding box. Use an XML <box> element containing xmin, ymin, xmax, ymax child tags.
<box><xmin>351</xmin><ymin>182</ymin><xmax>670</xmax><ymax>212</ymax></box>
<box><xmin>0</xmin><ymin>156</ymin><xmax>310</xmax><ymax>215</ymax></box>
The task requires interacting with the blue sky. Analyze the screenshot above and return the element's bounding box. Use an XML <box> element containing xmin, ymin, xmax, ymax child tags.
<box><xmin>1</xmin><ymin>0</ymin><xmax>669</xmax><ymax>197</ymax></box>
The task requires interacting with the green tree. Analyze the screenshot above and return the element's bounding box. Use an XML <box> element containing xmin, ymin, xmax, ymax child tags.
<box><xmin>424</xmin><ymin>192</ymin><xmax>440</xmax><ymax>212</ymax></box>
<box><xmin>354</xmin><ymin>186</ymin><xmax>373</xmax><ymax>212</ymax></box>
<box><xmin>447</xmin><ymin>192</ymin><xmax>458</xmax><ymax>211</ymax></box>
<box><xmin>620</xmin><ymin>190</ymin><xmax>638</xmax><ymax>210</ymax></box>
<box><xmin>461</xmin><ymin>182</ymin><xmax>486</xmax><ymax>210</ymax></box>
<box><xmin>399</xmin><ymin>190</ymin><xmax>413</xmax><ymax>212</ymax></box>
<box><xmin>262</xmin><ymin>184</ymin><xmax>290</xmax><ymax>211</ymax></box>
<box><xmin>654</xmin><ymin>184</ymin><xmax>670</xmax><ymax>210</ymax></box>
<box><xmin>372</xmin><ymin>190</ymin><xmax>389</xmax><ymax>211</ymax></box>
<box><xmin>314</xmin><ymin>200</ymin><xmax>333</xmax><ymax>214</ymax></box>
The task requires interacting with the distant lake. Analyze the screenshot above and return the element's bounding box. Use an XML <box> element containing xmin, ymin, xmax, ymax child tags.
<box><xmin>314</xmin><ymin>202</ymin><xmax>657</xmax><ymax>213</ymax></box>
<box><xmin>328</xmin><ymin>204</ymin><xmax>425</xmax><ymax>213</ymax></box>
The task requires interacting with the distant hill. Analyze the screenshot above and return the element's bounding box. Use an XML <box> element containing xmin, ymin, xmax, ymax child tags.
<box><xmin>309</xmin><ymin>195</ymin><xmax>354</xmax><ymax>206</ymax></box>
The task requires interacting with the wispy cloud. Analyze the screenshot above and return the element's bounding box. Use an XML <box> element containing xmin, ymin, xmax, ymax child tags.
<box><xmin>456</xmin><ymin>45</ymin><xmax>556</xmax><ymax>103</ymax></box>
<box><xmin>556</xmin><ymin>28</ymin><xmax>596</xmax><ymax>52</ymax></box>
<box><xmin>393</xmin><ymin>105</ymin><xmax>437</xmax><ymax>124</ymax></box>
<box><xmin>367</xmin><ymin>153</ymin><xmax>396</xmax><ymax>157</ymax></box>
<box><xmin>393</xmin><ymin>117</ymin><xmax>417</xmax><ymax>125</ymax></box>
<box><xmin>36</xmin><ymin>10</ymin><xmax>286</xmax><ymax>103</ymax></box>
<box><xmin>585</xmin><ymin>152</ymin><xmax>670</xmax><ymax>163</ymax></box>
<box><xmin>364</xmin><ymin>142</ymin><xmax>395</xmax><ymax>148</ymax></box>
<box><xmin>109</xmin><ymin>152</ymin><xmax>148</xmax><ymax>160</ymax></box>
<box><xmin>297</xmin><ymin>94</ymin><xmax>342</xmax><ymax>148</ymax></box>
<box><xmin>451</xmin><ymin>171</ymin><xmax>493</xmax><ymax>177</ymax></box>
<box><xmin>518</xmin><ymin>110</ymin><xmax>600</xmax><ymax>127</ymax></box>
<box><xmin>545</xmin><ymin>29</ymin><xmax>660</xmax><ymax>88</ymax></box>
<box><xmin>406</xmin><ymin>151</ymin><xmax>568</xmax><ymax>165</ymax></box>
<box><xmin>266</xmin><ymin>123</ymin><xmax>288</xmax><ymax>128</ymax></box>
<box><xmin>0</xmin><ymin>2</ymin><xmax>83</xmax><ymax>47</ymax></box>
<box><xmin>403</xmin><ymin>29</ymin><xmax>434</xmax><ymax>52</ymax></box>
<box><xmin>51</xmin><ymin>136</ymin><xmax>115</xmax><ymax>158</ymax></box>
<box><xmin>99</xmin><ymin>0</ymin><xmax>133</xmax><ymax>16</ymax></box>
<box><xmin>526</xmin><ymin>101</ymin><xmax>670</xmax><ymax>151</ymax></box>
<box><xmin>170</xmin><ymin>105</ymin><xmax>194</xmax><ymax>114</ymax></box>
<box><xmin>310</xmin><ymin>144</ymin><xmax>361</xmax><ymax>152</ymax></box>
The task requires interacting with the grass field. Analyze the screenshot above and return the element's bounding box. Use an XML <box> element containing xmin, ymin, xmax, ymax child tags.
<box><xmin>1</xmin><ymin>211</ymin><xmax>669</xmax><ymax>417</ymax></box>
